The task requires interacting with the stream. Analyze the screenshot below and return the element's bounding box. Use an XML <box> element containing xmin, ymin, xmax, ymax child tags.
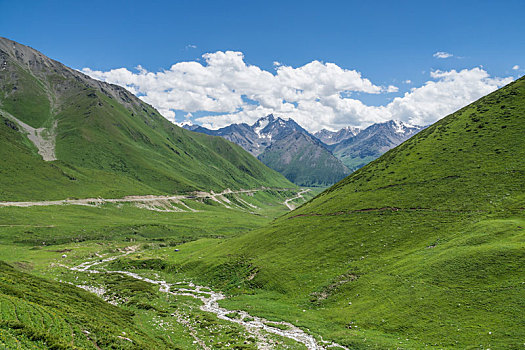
<box><xmin>69</xmin><ymin>249</ymin><xmax>348</xmax><ymax>350</ymax></box>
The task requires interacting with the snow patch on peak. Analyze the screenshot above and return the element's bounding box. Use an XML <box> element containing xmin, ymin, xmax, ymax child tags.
<box><xmin>253</xmin><ymin>118</ymin><xmax>271</xmax><ymax>137</ymax></box>
<box><xmin>344</xmin><ymin>126</ymin><xmax>360</xmax><ymax>135</ymax></box>
<box><xmin>391</xmin><ymin>120</ymin><xmax>412</xmax><ymax>134</ymax></box>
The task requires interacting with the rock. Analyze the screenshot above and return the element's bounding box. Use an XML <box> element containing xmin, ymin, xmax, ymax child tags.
<box><xmin>3</xmin><ymin>118</ymin><xmax>19</xmax><ymax>131</ymax></box>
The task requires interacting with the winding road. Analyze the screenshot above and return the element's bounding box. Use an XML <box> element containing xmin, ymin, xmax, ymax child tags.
<box><xmin>283</xmin><ymin>189</ymin><xmax>311</xmax><ymax>210</ymax></box>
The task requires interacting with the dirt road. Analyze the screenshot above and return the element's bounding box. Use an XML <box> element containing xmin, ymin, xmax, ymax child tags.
<box><xmin>0</xmin><ymin>188</ymin><xmax>305</xmax><ymax>212</ymax></box>
<box><xmin>283</xmin><ymin>189</ymin><xmax>311</xmax><ymax>210</ymax></box>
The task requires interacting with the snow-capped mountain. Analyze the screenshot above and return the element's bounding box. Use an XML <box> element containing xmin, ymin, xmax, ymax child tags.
<box><xmin>314</xmin><ymin>126</ymin><xmax>361</xmax><ymax>145</ymax></box>
<box><xmin>184</xmin><ymin>116</ymin><xmax>424</xmax><ymax>185</ymax></box>
<box><xmin>183</xmin><ymin>115</ymin><xmax>349</xmax><ymax>186</ymax></box>
<box><xmin>183</xmin><ymin>114</ymin><xmax>307</xmax><ymax>157</ymax></box>
<box><xmin>328</xmin><ymin>120</ymin><xmax>425</xmax><ymax>170</ymax></box>
<box><xmin>250</xmin><ymin>114</ymin><xmax>308</xmax><ymax>149</ymax></box>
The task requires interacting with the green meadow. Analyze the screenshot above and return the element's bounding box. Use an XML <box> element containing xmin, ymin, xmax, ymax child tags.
<box><xmin>0</xmin><ymin>189</ymin><xmax>317</xmax><ymax>349</ymax></box>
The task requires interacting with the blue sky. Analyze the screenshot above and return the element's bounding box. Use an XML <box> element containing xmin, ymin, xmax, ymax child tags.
<box><xmin>1</xmin><ymin>0</ymin><xmax>524</xmax><ymax>130</ymax></box>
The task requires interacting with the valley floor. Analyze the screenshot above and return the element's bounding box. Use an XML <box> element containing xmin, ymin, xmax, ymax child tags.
<box><xmin>0</xmin><ymin>187</ymin><xmax>326</xmax><ymax>349</ymax></box>
<box><xmin>1</xmin><ymin>186</ymin><xmax>522</xmax><ymax>349</ymax></box>
<box><xmin>62</xmin><ymin>247</ymin><xmax>347</xmax><ymax>349</ymax></box>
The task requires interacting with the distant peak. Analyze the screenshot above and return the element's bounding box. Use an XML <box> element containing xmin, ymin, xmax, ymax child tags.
<box><xmin>252</xmin><ymin>114</ymin><xmax>273</xmax><ymax>127</ymax></box>
<box><xmin>344</xmin><ymin>126</ymin><xmax>360</xmax><ymax>132</ymax></box>
<box><xmin>262</xmin><ymin>114</ymin><xmax>275</xmax><ymax>121</ymax></box>
<box><xmin>381</xmin><ymin>120</ymin><xmax>419</xmax><ymax>134</ymax></box>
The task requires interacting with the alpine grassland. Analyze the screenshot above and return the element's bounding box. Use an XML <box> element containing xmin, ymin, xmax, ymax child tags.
<box><xmin>0</xmin><ymin>189</ymin><xmax>316</xmax><ymax>349</ymax></box>
<box><xmin>124</xmin><ymin>76</ymin><xmax>525</xmax><ymax>348</ymax></box>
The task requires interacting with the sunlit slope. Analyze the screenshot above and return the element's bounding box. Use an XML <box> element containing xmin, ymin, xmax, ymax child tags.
<box><xmin>0</xmin><ymin>37</ymin><xmax>292</xmax><ymax>201</ymax></box>
<box><xmin>298</xmin><ymin>77</ymin><xmax>524</xmax><ymax>215</ymax></box>
<box><xmin>0</xmin><ymin>261</ymin><xmax>176</xmax><ymax>349</ymax></box>
<box><xmin>182</xmin><ymin>77</ymin><xmax>525</xmax><ymax>348</ymax></box>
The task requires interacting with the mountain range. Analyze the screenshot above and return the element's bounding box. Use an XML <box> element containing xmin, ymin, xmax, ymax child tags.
<box><xmin>314</xmin><ymin>125</ymin><xmax>360</xmax><ymax>145</ymax></box>
<box><xmin>186</xmin><ymin>116</ymin><xmax>424</xmax><ymax>184</ymax></box>
<box><xmin>327</xmin><ymin>120</ymin><xmax>424</xmax><ymax>170</ymax></box>
<box><xmin>185</xmin><ymin>115</ymin><xmax>350</xmax><ymax>186</ymax></box>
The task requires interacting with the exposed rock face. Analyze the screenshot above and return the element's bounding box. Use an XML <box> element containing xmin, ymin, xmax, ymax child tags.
<box><xmin>185</xmin><ymin>114</ymin><xmax>308</xmax><ymax>157</ymax></box>
<box><xmin>258</xmin><ymin>130</ymin><xmax>350</xmax><ymax>186</ymax></box>
<box><xmin>314</xmin><ymin>126</ymin><xmax>360</xmax><ymax>145</ymax></box>
<box><xmin>329</xmin><ymin>120</ymin><xmax>424</xmax><ymax>170</ymax></box>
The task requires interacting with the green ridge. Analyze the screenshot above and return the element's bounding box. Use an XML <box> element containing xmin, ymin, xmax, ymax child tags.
<box><xmin>0</xmin><ymin>261</ymin><xmax>174</xmax><ymax>349</ymax></box>
<box><xmin>258</xmin><ymin>131</ymin><xmax>350</xmax><ymax>187</ymax></box>
<box><xmin>0</xmin><ymin>37</ymin><xmax>293</xmax><ymax>201</ymax></box>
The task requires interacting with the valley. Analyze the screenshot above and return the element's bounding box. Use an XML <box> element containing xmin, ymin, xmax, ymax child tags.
<box><xmin>0</xmin><ymin>33</ymin><xmax>523</xmax><ymax>350</ymax></box>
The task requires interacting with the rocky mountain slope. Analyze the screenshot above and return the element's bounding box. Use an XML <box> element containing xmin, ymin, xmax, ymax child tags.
<box><xmin>329</xmin><ymin>120</ymin><xmax>424</xmax><ymax>170</ymax></box>
<box><xmin>184</xmin><ymin>114</ymin><xmax>309</xmax><ymax>157</ymax></box>
<box><xmin>257</xmin><ymin>130</ymin><xmax>349</xmax><ymax>186</ymax></box>
<box><xmin>314</xmin><ymin>126</ymin><xmax>360</xmax><ymax>145</ymax></box>
<box><xmin>185</xmin><ymin>115</ymin><xmax>349</xmax><ymax>186</ymax></box>
<box><xmin>0</xmin><ymin>37</ymin><xmax>293</xmax><ymax>200</ymax></box>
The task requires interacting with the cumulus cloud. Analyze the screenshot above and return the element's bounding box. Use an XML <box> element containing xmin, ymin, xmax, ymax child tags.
<box><xmin>433</xmin><ymin>51</ymin><xmax>453</xmax><ymax>59</ymax></box>
<box><xmin>384</xmin><ymin>68</ymin><xmax>512</xmax><ymax>126</ymax></box>
<box><xmin>82</xmin><ymin>53</ymin><xmax>512</xmax><ymax>132</ymax></box>
<box><xmin>512</xmin><ymin>65</ymin><xmax>519</xmax><ymax>70</ymax></box>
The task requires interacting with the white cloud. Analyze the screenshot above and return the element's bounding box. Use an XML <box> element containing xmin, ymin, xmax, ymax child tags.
<box><xmin>512</xmin><ymin>65</ymin><xmax>519</xmax><ymax>70</ymax></box>
<box><xmin>385</xmin><ymin>68</ymin><xmax>512</xmax><ymax>126</ymax></box>
<box><xmin>186</xmin><ymin>44</ymin><xmax>197</xmax><ymax>49</ymax></box>
<box><xmin>82</xmin><ymin>53</ymin><xmax>512</xmax><ymax>132</ymax></box>
<box><xmin>433</xmin><ymin>51</ymin><xmax>453</xmax><ymax>59</ymax></box>
<box><xmin>386</xmin><ymin>85</ymin><xmax>399</xmax><ymax>93</ymax></box>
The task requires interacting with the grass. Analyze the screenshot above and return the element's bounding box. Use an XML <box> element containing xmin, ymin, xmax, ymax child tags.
<box><xmin>0</xmin><ymin>187</ymin><xmax>314</xmax><ymax>348</ymax></box>
<box><xmin>0</xmin><ymin>260</ymin><xmax>176</xmax><ymax>349</ymax></box>
<box><xmin>133</xmin><ymin>76</ymin><xmax>525</xmax><ymax>348</ymax></box>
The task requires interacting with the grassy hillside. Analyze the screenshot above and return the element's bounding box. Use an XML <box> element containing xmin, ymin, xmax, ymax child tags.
<box><xmin>0</xmin><ymin>37</ymin><xmax>292</xmax><ymax>201</ymax></box>
<box><xmin>0</xmin><ymin>260</ymin><xmax>178</xmax><ymax>349</ymax></box>
<box><xmin>156</xmin><ymin>76</ymin><xmax>525</xmax><ymax>348</ymax></box>
<box><xmin>258</xmin><ymin>131</ymin><xmax>349</xmax><ymax>186</ymax></box>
